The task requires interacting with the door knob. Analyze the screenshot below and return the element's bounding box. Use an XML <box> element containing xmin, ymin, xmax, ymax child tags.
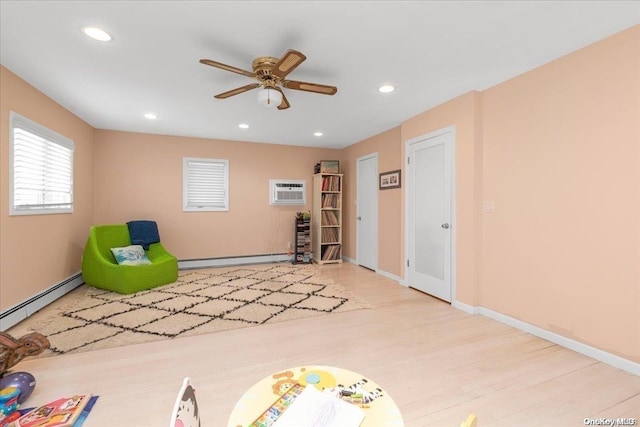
<box><xmin>441</xmin><ymin>223</ymin><xmax>450</xmax><ymax>229</ymax></box>
<box><xmin>357</xmin><ymin>216</ymin><xmax>362</xmax><ymax>220</ymax></box>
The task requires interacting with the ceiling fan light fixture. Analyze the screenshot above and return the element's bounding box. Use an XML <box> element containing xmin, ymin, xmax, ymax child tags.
<box><xmin>238</xmin><ymin>123</ymin><xmax>249</xmax><ymax>129</ymax></box>
<box><xmin>257</xmin><ymin>87</ymin><xmax>283</xmax><ymax>108</ymax></box>
<box><xmin>314</xmin><ymin>131</ymin><xmax>323</xmax><ymax>137</ymax></box>
<box><xmin>144</xmin><ymin>112</ymin><xmax>158</xmax><ymax>120</ymax></box>
<box><xmin>379</xmin><ymin>84</ymin><xmax>395</xmax><ymax>93</ymax></box>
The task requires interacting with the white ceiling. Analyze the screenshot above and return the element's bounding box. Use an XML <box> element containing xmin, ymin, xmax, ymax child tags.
<box><xmin>1</xmin><ymin>1</ymin><xmax>638</xmax><ymax>149</ymax></box>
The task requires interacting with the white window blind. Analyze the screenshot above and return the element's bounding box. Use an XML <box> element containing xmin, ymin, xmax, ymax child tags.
<box><xmin>183</xmin><ymin>157</ymin><xmax>229</xmax><ymax>211</ymax></box>
<box><xmin>10</xmin><ymin>112</ymin><xmax>74</xmax><ymax>215</ymax></box>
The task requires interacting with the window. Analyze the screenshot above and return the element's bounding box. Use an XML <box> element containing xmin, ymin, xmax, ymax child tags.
<box><xmin>183</xmin><ymin>157</ymin><xmax>229</xmax><ymax>211</ymax></box>
<box><xmin>10</xmin><ymin>112</ymin><xmax>74</xmax><ymax>215</ymax></box>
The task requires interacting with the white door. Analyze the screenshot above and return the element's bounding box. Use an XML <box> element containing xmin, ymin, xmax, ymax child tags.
<box><xmin>406</xmin><ymin>128</ymin><xmax>454</xmax><ymax>302</ymax></box>
<box><xmin>356</xmin><ymin>153</ymin><xmax>378</xmax><ymax>270</ymax></box>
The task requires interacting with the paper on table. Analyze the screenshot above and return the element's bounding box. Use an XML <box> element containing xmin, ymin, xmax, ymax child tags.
<box><xmin>272</xmin><ymin>384</ymin><xmax>365</xmax><ymax>427</ymax></box>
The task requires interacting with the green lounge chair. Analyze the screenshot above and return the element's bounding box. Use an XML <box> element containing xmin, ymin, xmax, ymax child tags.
<box><xmin>81</xmin><ymin>224</ymin><xmax>178</xmax><ymax>294</ymax></box>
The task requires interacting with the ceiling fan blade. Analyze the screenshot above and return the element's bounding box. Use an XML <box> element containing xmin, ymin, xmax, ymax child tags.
<box><xmin>271</xmin><ymin>49</ymin><xmax>306</xmax><ymax>79</ymax></box>
<box><xmin>274</xmin><ymin>87</ymin><xmax>290</xmax><ymax>110</ymax></box>
<box><xmin>200</xmin><ymin>59</ymin><xmax>256</xmax><ymax>78</ymax></box>
<box><xmin>214</xmin><ymin>83</ymin><xmax>260</xmax><ymax>99</ymax></box>
<box><xmin>282</xmin><ymin>80</ymin><xmax>338</xmax><ymax>95</ymax></box>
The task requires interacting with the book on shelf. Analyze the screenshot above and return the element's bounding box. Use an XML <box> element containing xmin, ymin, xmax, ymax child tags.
<box><xmin>321</xmin><ymin>193</ymin><xmax>340</xmax><ymax>208</ymax></box>
<box><xmin>321</xmin><ymin>227</ymin><xmax>339</xmax><ymax>243</ymax></box>
<box><xmin>321</xmin><ymin>176</ymin><xmax>341</xmax><ymax>192</ymax></box>
<box><xmin>13</xmin><ymin>394</ymin><xmax>95</xmax><ymax>427</ymax></box>
<box><xmin>321</xmin><ymin>244</ymin><xmax>341</xmax><ymax>260</ymax></box>
<box><xmin>321</xmin><ymin>210</ymin><xmax>339</xmax><ymax>226</ymax></box>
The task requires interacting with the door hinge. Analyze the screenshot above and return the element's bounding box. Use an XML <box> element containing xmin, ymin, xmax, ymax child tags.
<box><xmin>407</xmin><ymin>157</ymin><xmax>410</xmax><ymax>165</ymax></box>
<box><xmin>407</xmin><ymin>259</ymin><xmax>410</xmax><ymax>267</ymax></box>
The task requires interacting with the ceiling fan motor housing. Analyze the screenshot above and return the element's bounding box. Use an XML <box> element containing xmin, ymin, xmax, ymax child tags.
<box><xmin>253</xmin><ymin>56</ymin><xmax>279</xmax><ymax>81</ymax></box>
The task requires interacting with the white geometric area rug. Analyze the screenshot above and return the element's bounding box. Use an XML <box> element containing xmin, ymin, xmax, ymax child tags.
<box><xmin>29</xmin><ymin>263</ymin><xmax>371</xmax><ymax>357</ymax></box>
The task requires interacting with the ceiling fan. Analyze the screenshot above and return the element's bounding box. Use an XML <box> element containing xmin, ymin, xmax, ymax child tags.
<box><xmin>199</xmin><ymin>49</ymin><xmax>338</xmax><ymax>110</ymax></box>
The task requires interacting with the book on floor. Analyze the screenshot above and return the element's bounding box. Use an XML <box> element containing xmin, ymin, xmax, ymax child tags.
<box><xmin>13</xmin><ymin>394</ymin><xmax>93</xmax><ymax>427</ymax></box>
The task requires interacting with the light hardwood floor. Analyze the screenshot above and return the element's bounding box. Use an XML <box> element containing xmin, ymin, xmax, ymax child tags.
<box><xmin>6</xmin><ymin>263</ymin><xmax>640</xmax><ymax>426</ymax></box>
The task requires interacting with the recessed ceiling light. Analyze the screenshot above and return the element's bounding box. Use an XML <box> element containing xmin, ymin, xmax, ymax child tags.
<box><xmin>82</xmin><ymin>27</ymin><xmax>112</xmax><ymax>42</ymax></box>
<box><xmin>313</xmin><ymin>132</ymin><xmax>323</xmax><ymax>137</ymax></box>
<box><xmin>144</xmin><ymin>113</ymin><xmax>158</xmax><ymax>120</ymax></box>
<box><xmin>238</xmin><ymin>123</ymin><xmax>249</xmax><ymax>129</ymax></box>
<box><xmin>379</xmin><ymin>85</ymin><xmax>395</xmax><ymax>93</ymax></box>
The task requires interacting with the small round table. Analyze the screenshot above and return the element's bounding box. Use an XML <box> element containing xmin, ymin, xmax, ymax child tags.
<box><xmin>227</xmin><ymin>365</ymin><xmax>404</xmax><ymax>426</ymax></box>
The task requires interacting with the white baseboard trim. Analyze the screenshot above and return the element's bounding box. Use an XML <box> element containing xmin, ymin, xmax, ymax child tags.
<box><xmin>341</xmin><ymin>257</ymin><xmax>404</xmax><ymax>285</ymax></box>
<box><xmin>0</xmin><ymin>272</ymin><xmax>84</xmax><ymax>331</ymax></box>
<box><xmin>178</xmin><ymin>253</ymin><xmax>290</xmax><ymax>270</ymax></box>
<box><xmin>375</xmin><ymin>268</ymin><xmax>402</xmax><ymax>284</ymax></box>
<box><xmin>452</xmin><ymin>300</ymin><xmax>477</xmax><ymax>314</ymax></box>
<box><xmin>461</xmin><ymin>305</ymin><xmax>640</xmax><ymax>376</ymax></box>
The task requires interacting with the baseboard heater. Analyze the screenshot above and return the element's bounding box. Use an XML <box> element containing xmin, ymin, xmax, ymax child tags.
<box><xmin>178</xmin><ymin>253</ymin><xmax>290</xmax><ymax>270</ymax></box>
<box><xmin>0</xmin><ymin>272</ymin><xmax>84</xmax><ymax>331</ymax></box>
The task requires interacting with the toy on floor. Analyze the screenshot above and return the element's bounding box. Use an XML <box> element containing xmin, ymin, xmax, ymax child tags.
<box><xmin>170</xmin><ymin>378</ymin><xmax>200</xmax><ymax>427</ymax></box>
<box><xmin>270</xmin><ymin>368</ymin><xmax>337</xmax><ymax>396</ymax></box>
<box><xmin>0</xmin><ymin>372</ymin><xmax>36</xmax><ymax>404</ymax></box>
<box><xmin>327</xmin><ymin>378</ymin><xmax>384</xmax><ymax>407</ymax></box>
<box><xmin>0</xmin><ymin>386</ymin><xmax>20</xmax><ymax>426</ymax></box>
<box><xmin>0</xmin><ymin>331</ymin><xmax>50</xmax><ymax>376</ymax></box>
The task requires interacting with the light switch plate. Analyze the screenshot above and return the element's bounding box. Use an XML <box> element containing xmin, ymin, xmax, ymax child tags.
<box><xmin>483</xmin><ymin>201</ymin><xmax>495</xmax><ymax>213</ymax></box>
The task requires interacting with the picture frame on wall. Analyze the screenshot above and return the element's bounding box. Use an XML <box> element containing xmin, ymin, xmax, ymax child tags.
<box><xmin>379</xmin><ymin>169</ymin><xmax>401</xmax><ymax>190</ymax></box>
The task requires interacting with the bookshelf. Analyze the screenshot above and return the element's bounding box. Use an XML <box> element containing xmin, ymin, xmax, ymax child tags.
<box><xmin>312</xmin><ymin>173</ymin><xmax>343</xmax><ymax>264</ymax></box>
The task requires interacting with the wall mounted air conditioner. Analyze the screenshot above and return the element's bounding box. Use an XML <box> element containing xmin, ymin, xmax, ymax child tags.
<box><xmin>270</xmin><ymin>179</ymin><xmax>306</xmax><ymax>205</ymax></box>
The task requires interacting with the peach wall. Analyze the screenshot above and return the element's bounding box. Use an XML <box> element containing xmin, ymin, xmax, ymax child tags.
<box><xmin>401</xmin><ymin>91</ymin><xmax>483</xmax><ymax>304</ymax></box>
<box><xmin>341</xmin><ymin>127</ymin><xmax>402</xmax><ymax>276</ymax></box>
<box><xmin>0</xmin><ymin>66</ymin><xmax>95</xmax><ymax>310</ymax></box>
<box><xmin>481</xmin><ymin>26</ymin><xmax>639</xmax><ymax>362</ymax></box>
<box><xmin>93</xmin><ymin>130</ymin><xmax>339</xmax><ymax>260</ymax></box>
